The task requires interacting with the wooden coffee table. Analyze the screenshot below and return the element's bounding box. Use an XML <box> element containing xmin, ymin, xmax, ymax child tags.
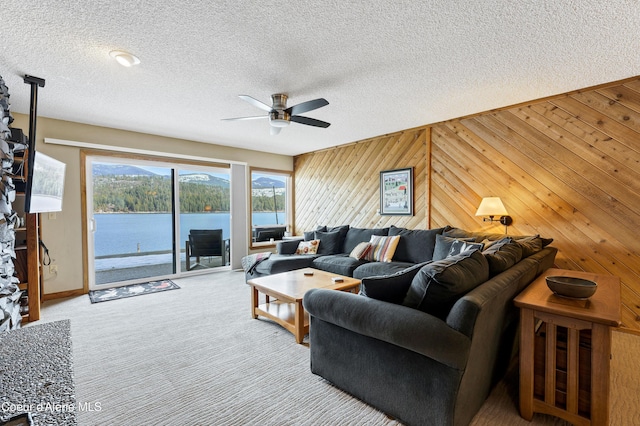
<box><xmin>248</xmin><ymin>268</ymin><xmax>361</xmax><ymax>343</ymax></box>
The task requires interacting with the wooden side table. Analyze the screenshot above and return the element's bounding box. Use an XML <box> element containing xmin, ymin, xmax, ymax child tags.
<box><xmin>514</xmin><ymin>268</ymin><xmax>620</xmax><ymax>426</ymax></box>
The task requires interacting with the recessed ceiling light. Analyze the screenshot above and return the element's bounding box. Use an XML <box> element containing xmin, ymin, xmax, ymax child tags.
<box><xmin>109</xmin><ymin>50</ymin><xmax>140</xmax><ymax>67</ymax></box>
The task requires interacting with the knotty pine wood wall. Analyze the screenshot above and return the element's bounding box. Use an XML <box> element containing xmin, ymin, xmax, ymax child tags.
<box><xmin>294</xmin><ymin>127</ymin><xmax>430</xmax><ymax>231</ymax></box>
<box><xmin>294</xmin><ymin>76</ymin><xmax>640</xmax><ymax>332</ymax></box>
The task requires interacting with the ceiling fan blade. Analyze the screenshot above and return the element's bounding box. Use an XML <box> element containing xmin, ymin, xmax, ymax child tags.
<box><xmin>221</xmin><ymin>115</ymin><xmax>268</xmax><ymax>121</ymax></box>
<box><xmin>290</xmin><ymin>115</ymin><xmax>331</xmax><ymax>128</ymax></box>
<box><xmin>238</xmin><ymin>95</ymin><xmax>273</xmax><ymax>112</ymax></box>
<box><xmin>286</xmin><ymin>98</ymin><xmax>329</xmax><ymax>116</ymax></box>
<box><xmin>270</xmin><ymin>125</ymin><xmax>282</xmax><ymax>136</ymax></box>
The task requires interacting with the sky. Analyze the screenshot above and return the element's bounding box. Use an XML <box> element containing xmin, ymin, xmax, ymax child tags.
<box><xmin>96</xmin><ymin>161</ymin><xmax>285</xmax><ymax>183</ymax></box>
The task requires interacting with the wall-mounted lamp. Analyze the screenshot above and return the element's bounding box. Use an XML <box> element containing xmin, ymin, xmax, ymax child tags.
<box><xmin>475</xmin><ymin>197</ymin><xmax>512</xmax><ymax>232</ymax></box>
<box><xmin>109</xmin><ymin>50</ymin><xmax>141</xmax><ymax>67</ymax></box>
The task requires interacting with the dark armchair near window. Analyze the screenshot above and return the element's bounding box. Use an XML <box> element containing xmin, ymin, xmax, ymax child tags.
<box><xmin>253</xmin><ymin>226</ymin><xmax>286</xmax><ymax>242</ymax></box>
<box><xmin>185</xmin><ymin>229</ymin><xmax>228</xmax><ymax>270</ymax></box>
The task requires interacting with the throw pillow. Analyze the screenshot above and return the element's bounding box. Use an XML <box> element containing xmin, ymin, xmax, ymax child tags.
<box><xmin>314</xmin><ymin>230</ymin><xmax>342</xmax><ymax>255</ymax></box>
<box><xmin>432</xmin><ymin>234</ymin><xmax>475</xmax><ymax>261</ymax></box>
<box><xmin>349</xmin><ymin>242</ymin><xmax>372</xmax><ymax>260</ymax></box>
<box><xmin>326</xmin><ymin>225</ymin><xmax>350</xmax><ymax>252</ymax></box>
<box><xmin>402</xmin><ymin>249</ymin><xmax>490</xmax><ymax>320</ymax></box>
<box><xmin>360</xmin><ymin>261</ymin><xmax>432</xmax><ymax>304</ymax></box>
<box><xmin>447</xmin><ymin>239</ymin><xmax>484</xmax><ymax>257</ymax></box>
<box><xmin>364</xmin><ymin>235</ymin><xmax>401</xmax><ymax>262</ymax></box>
<box><xmin>342</xmin><ymin>227</ymin><xmax>389</xmax><ymax>254</ymax></box>
<box><xmin>445</xmin><ymin>227</ymin><xmax>554</xmax><ymax>248</ymax></box>
<box><xmin>517</xmin><ymin>235</ymin><xmax>543</xmax><ymax>258</ymax></box>
<box><xmin>482</xmin><ymin>237</ymin><xmax>523</xmax><ymax>276</ymax></box>
<box><xmin>388</xmin><ymin>225</ymin><xmax>446</xmax><ymax>263</ymax></box>
<box><xmin>304</xmin><ymin>225</ymin><xmax>327</xmax><ymax>241</ymax></box>
<box><xmin>295</xmin><ymin>239</ymin><xmax>319</xmax><ymax>255</ymax></box>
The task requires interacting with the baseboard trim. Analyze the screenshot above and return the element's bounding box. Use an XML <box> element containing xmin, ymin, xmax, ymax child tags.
<box><xmin>42</xmin><ymin>289</ymin><xmax>85</xmax><ymax>301</ymax></box>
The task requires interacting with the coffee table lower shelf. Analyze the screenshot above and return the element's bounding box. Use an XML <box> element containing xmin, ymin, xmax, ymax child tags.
<box><xmin>255</xmin><ymin>300</ymin><xmax>309</xmax><ymax>340</ymax></box>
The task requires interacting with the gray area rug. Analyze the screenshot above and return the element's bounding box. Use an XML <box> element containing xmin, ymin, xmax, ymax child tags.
<box><xmin>0</xmin><ymin>320</ymin><xmax>76</xmax><ymax>426</ymax></box>
<box><xmin>35</xmin><ymin>271</ymin><xmax>640</xmax><ymax>425</ymax></box>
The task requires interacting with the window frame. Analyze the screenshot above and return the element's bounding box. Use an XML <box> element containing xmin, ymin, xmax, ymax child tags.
<box><xmin>249</xmin><ymin>167</ymin><xmax>293</xmax><ymax>249</ymax></box>
<box><xmin>81</xmin><ymin>149</ymin><xmax>233</xmax><ymax>291</ymax></box>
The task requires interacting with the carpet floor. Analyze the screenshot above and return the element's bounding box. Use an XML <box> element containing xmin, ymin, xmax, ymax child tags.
<box><xmin>34</xmin><ymin>270</ymin><xmax>639</xmax><ymax>425</ymax></box>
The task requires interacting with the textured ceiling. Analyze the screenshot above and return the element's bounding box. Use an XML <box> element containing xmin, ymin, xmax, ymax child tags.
<box><xmin>3</xmin><ymin>1</ymin><xmax>640</xmax><ymax>156</ymax></box>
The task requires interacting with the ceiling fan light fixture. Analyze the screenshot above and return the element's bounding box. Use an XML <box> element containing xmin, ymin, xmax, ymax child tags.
<box><xmin>269</xmin><ymin>110</ymin><xmax>290</xmax><ymax>127</ymax></box>
<box><xmin>223</xmin><ymin>94</ymin><xmax>330</xmax><ymax>134</ymax></box>
<box><xmin>270</xmin><ymin>119</ymin><xmax>290</xmax><ymax>128</ymax></box>
<box><xmin>109</xmin><ymin>50</ymin><xmax>140</xmax><ymax>67</ymax></box>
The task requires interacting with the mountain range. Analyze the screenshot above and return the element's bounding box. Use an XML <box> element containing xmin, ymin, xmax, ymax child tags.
<box><xmin>92</xmin><ymin>164</ymin><xmax>156</xmax><ymax>177</ymax></box>
<box><xmin>92</xmin><ymin>163</ymin><xmax>285</xmax><ymax>188</ymax></box>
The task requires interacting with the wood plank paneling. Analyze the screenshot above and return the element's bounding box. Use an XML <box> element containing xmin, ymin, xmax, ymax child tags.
<box><xmin>294</xmin><ymin>77</ymin><xmax>640</xmax><ymax>332</ymax></box>
<box><xmin>431</xmin><ymin>78</ymin><xmax>640</xmax><ymax>331</ymax></box>
<box><xmin>294</xmin><ymin>128</ymin><xmax>428</xmax><ymax>233</ymax></box>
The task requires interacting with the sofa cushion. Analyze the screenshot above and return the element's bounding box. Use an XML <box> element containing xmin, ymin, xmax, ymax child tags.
<box><xmin>315</xmin><ymin>230</ymin><xmax>343</xmax><ymax>255</ymax></box>
<box><xmin>360</xmin><ymin>261</ymin><xmax>432</xmax><ymax>304</ymax></box>
<box><xmin>312</xmin><ymin>254</ymin><xmax>366</xmax><ymax>277</ymax></box>
<box><xmin>388</xmin><ymin>226</ymin><xmax>445</xmax><ymax>263</ymax></box>
<box><xmin>403</xmin><ymin>249</ymin><xmax>489</xmax><ymax>320</ymax></box>
<box><xmin>343</xmin><ymin>227</ymin><xmax>389</xmax><ymax>254</ymax></box>
<box><xmin>326</xmin><ymin>225</ymin><xmax>350</xmax><ymax>252</ymax></box>
<box><xmin>251</xmin><ymin>254</ymin><xmax>318</xmax><ymax>276</ymax></box>
<box><xmin>482</xmin><ymin>237</ymin><xmax>523</xmax><ymax>276</ymax></box>
<box><xmin>277</xmin><ymin>239</ymin><xmax>303</xmax><ymax>255</ymax></box>
<box><xmin>349</xmin><ymin>242</ymin><xmax>372</xmax><ymax>260</ymax></box>
<box><xmin>517</xmin><ymin>235</ymin><xmax>543</xmax><ymax>258</ymax></box>
<box><xmin>353</xmin><ymin>260</ymin><xmax>417</xmax><ymax>279</ymax></box>
<box><xmin>444</xmin><ymin>227</ymin><xmax>554</xmax><ymax>247</ymax></box>
<box><xmin>432</xmin><ymin>234</ymin><xmax>475</xmax><ymax>261</ymax></box>
<box><xmin>296</xmin><ymin>239</ymin><xmax>320</xmax><ymax>255</ymax></box>
<box><xmin>364</xmin><ymin>235</ymin><xmax>400</xmax><ymax>262</ymax></box>
<box><xmin>304</xmin><ymin>225</ymin><xmax>326</xmax><ymax>241</ymax></box>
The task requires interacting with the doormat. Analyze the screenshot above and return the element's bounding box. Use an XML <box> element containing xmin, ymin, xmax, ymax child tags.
<box><xmin>88</xmin><ymin>279</ymin><xmax>180</xmax><ymax>303</ymax></box>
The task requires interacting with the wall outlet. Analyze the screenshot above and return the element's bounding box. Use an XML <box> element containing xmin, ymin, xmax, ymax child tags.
<box><xmin>49</xmin><ymin>265</ymin><xmax>58</xmax><ymax>274</ymax></box>
<box><xmin>48</xmin><ymin>212</ymin><xmax>57</xmax><ymax>220</ymax></box>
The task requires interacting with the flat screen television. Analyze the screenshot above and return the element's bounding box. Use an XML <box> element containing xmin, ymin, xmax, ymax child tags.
<box><xmin>25</xmin><ymin>151</ymin><xmax>66</xmax><ymax>213</ymax></box>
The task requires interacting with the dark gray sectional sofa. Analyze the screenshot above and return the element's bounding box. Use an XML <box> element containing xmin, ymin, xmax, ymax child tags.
<box><xmin>303</xmin><ymin>228</ymin><xmax>556</xmax><ymax>426</ymax></box>
<box><xmin>244</xmin><ymin>224</ymin><xmax>446</xmax><ymax>281</ymax></box>
<box><xmin>243</xmin><ymin>224</ymin><xmax>556</xmax><ymax>425</ymax></box>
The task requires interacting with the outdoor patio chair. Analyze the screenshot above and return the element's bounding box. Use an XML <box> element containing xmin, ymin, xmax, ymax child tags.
<box><xmin>185</xmin><ymin>229</ymin><xmax>228</xmax><ymax>270</ymax></box>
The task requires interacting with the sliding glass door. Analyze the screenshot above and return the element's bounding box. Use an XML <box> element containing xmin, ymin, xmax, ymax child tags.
<box><xmin>86</xmin><ymin>156</ymin><xmax>230</xmax><ymax>290</ymax></box>
<box><xmin>178</xmin><ymin>167</ymin><xmax>230</xmax><ymax>271</ymax></box>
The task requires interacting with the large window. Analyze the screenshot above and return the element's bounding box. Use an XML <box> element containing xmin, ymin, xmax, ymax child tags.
<box><xmin>86</xmin><ymin>155</ymin><xmax>231</xmax><ymax>290</ymax></box>
<box><xmin>250</xmin><ymin>168</ymin><xmax>292</xmax><ymax>247</ymax></box>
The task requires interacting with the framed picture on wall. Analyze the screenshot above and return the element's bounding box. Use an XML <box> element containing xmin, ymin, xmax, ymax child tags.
<box><xmin>380</xmin><ymin>167</ymin><xmax>413</xmax><ymax>216</ymax></box>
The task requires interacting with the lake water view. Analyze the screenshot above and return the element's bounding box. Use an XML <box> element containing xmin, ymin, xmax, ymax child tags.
<box><xmin>94</xmin><ymin>212</ymin><xmax>283</xmax><ymax>271</ymax></box>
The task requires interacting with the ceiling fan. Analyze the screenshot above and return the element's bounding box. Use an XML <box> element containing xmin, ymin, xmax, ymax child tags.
<box><xmin>222</xmin><ymin>94</ymin><xmax>330</xmax><ymax>135</ymax></box>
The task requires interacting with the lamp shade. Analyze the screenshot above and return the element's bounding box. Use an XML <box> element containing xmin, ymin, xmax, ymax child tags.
<box><xmin>475</xmin><ymin>197</ymin><xmax>508</xmax><ymax>217</ymax></box>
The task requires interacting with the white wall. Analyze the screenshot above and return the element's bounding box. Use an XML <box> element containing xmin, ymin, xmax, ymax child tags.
<box><xmin>10</xmin><ymin>113</ymin><xmax>292</xmax><ymax>295</ymax></box>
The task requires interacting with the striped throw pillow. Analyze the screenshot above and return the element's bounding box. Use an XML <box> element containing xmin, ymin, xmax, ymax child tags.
<box><xmin>364</xmin><ymin>235</ymin><xmax>400</xmax><ymax>262</ymax></box>
<box><xmin>349</xmin><ymin>242</ymin><xmax>372</xmax><ymax>260</ymax></box>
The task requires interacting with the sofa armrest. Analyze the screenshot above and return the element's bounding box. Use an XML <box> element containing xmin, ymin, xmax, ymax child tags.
<box><xmin>303</xmin><ymin>288</ymin><xmax>470</xmax><ymax>370</ymax></box>
<box><xmin>277</xmin><ymin>239</ymin><xmax>301</xmax><ymax>254</ymax></box>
